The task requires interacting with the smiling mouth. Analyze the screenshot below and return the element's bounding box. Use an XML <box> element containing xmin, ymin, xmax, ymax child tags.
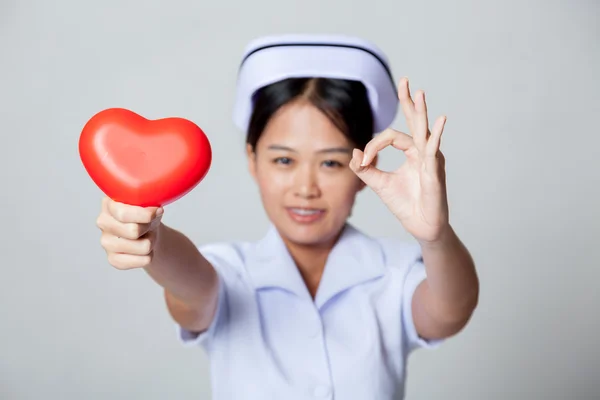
<box><xmin>288</xmin><ymin>207</ymin><xmax>325</xmax><ymax>216</ymax></box>
<box><xmin>286</xmin><ymin>207</ymin><xmax>326</xmax><ymax>223</ymax></box>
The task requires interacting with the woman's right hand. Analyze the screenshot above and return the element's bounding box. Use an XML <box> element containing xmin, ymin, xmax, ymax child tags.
<box><xmin>96</xmin><ymin>196</ymin><xmax>164</xmax><ymax>270</ymax></box>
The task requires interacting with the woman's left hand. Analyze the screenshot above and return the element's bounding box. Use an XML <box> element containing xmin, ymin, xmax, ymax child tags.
<box><xmin>350</xmin><ymin>77</ymin><xmax>450</xmax><ymax>244</ymax></box>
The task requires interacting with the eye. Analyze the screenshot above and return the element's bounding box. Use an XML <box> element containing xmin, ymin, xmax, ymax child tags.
<box><xmin>273</xmin><ymin>157</ymin><xmax>292</xmax><ymax>165</ymax></box>
<box><xmin>322</xmin><ymin>160</ymin><xmax>343</xmax><ymax>168</ymax></box>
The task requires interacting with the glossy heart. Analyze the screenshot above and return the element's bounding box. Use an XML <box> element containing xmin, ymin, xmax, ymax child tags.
<box><xmin>79</xmin><ymin>108</ymin><xmax>212</xmax><ymax>207</ymax></box>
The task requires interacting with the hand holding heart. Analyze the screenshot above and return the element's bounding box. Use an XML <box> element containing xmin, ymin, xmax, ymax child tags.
<box><xmin>79</xmin><ymin>108</ymin><xmax>212</xmax><ymax>269</ymax></box>
<box><xmin>96</xmin><ymin>197</ymin><xmax>164</xmax><ymax>270</ymax></box>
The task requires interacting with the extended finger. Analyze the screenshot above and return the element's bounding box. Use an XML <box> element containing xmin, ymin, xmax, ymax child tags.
<box><xmin>361</xmin><ymin>128</ymin><xmax>414</xmax><ymax>166</ymax></box>
<box><xmin>398</xmin><ymin>77</ymin><xmax>416</xmax><ymax>132</ymax></box>
<box><xmin>413</xmin><ymin>90</ymin><xmax>430</xmax><ymax>152</ymax></box>
<box><xmin>425</xmin><ymin>115</ymin><xmax>447</xmax><ymax>158</ymax></box>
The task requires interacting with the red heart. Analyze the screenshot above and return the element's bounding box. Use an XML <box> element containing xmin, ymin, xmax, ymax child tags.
<box><xmin>79</xmin><ymin>108</ymin><xmax>212</xmax><ymax>207</ymax></box>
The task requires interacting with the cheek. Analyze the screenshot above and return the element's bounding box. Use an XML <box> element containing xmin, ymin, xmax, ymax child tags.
<box><xmin>321</xmin><ymin>173</ymin><xmax>361</xmax><ymax>206</ymax></box>
<box><xmin>255</xmin><ymin>165</ymin><xmax>289</xmax><ymax>202</ymax></box>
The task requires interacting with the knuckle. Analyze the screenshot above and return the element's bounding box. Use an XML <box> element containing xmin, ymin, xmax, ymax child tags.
<box><xmin>96</xmin><ymin>214</ymin><xmax>106</xmax><ymax>230</ymax></box>
<box><xmin>406</xmin><ymin>146</ymin><xmax>419</xmax><ymax>156</ymax></box>
<box><xmin>99</xmin><ymin>233</ymin><xmax>111</xmax><ymax>250</ymax></box>
<box><xmin>111</xmin><ymin>202</ymin><xmax>128</xmax><ymax>222</ymax></box>
<box><xmin>382</xmin><ymin>127</ymin><xmax>395</xmax><ymax>138</ymax></box>
<box><xmin>141</xmin><ymin>254</ymin><xmax>153</xmax><ymax>266</ymax></box>
<box><xmin>139</xmin><ymin>238</ymin><xmax>153</xmax><ymax>255</ymax></box>
<box><xmin>107</xmin><ymin>253</ymin><xmax>125</xmax><ymax>270</ymax></box>
<box><xmin>143</xmin><ymin>211</ymin><xmax>155</xmax><ymax>224</ymax></box>
<box><xmin>126</xmin><ymin>223</ymin><xmax>141</xmax><ymax>239</ymax></box>
<box><xmin>384</xmin><ymin>130</ymin><xmax>396</xmax><ymax>140</ymax></box>
<box><xmin>115</xmin><ymin>208</ymin><xmax>127</xmax><ymax>223</ymax></box>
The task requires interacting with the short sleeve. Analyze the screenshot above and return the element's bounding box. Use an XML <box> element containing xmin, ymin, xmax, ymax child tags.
<box><xmin>173</xmin><ymin>242</ymin><xmax>243</xmax><ymax>350</ymax></box>
<box><xmin>175</xmin><ymin>268</ymin><xmax>226</xmax><ymax>349</ymax></box>
<box><xmin>401</xmin><ymin>257</ymin><xmax>444</xmax><ymax>352</ymax></box>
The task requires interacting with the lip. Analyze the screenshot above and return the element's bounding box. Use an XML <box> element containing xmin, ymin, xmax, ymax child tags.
<box><xmin>285</xmin><ymin>207</ymin><xmax>326</xmax><ymax>224</ymax></box>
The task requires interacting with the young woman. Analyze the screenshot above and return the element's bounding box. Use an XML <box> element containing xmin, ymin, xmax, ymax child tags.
<box><xmin>95</xmin><ymin>34</ymin><xmax>479</xmax><ymax>399</ymax></box>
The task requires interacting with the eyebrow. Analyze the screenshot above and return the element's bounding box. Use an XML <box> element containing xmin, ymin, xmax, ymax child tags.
<box><xmin>267</xmin><ymin>145</ymin><xmax>352</xmax><ymax>154</ymax></box>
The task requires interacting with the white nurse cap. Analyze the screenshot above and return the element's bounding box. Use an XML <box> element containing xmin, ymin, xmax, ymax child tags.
<box><xmin>232</xmin><ymin>33</ymin><xmax>398</xmax><ymax>134</ymax></box>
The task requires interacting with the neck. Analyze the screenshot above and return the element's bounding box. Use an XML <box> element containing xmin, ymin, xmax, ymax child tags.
<box><xmin>282</xmin><ymin>230</ymin><xmax>343</xmax><ymax>299</ymax></box>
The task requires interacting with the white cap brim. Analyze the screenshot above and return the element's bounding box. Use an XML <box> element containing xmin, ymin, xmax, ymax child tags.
<box><xmin>233</xmin><ymin>34</ymin><xmax>398</xmax><ymax>134</ymax></box>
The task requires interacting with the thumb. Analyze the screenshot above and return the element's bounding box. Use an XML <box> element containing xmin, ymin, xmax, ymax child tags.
<box><xmin>349</xmin><ymin>149</ymin><xmax>388</xmax><ymax>192</ymax></box>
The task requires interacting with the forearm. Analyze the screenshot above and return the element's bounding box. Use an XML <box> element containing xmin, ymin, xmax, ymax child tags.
<box><xmin>143</xmin><ymin>223</ymin><xmax>218</xmax><ymax>314</ymax></box>
<box><xmin>418</xmin><ymin>225</ymin><xmax>479</xmax><ymax>323</ymax></box>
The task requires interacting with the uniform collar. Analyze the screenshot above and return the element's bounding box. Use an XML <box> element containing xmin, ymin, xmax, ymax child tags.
<box><xmin>246</xmin><ymin>223</ymin><xmax>386</xmax><ymax>309</ymax></box>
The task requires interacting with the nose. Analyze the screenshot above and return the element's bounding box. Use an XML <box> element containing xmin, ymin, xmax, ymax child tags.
<box><xmin>293</xmin><ymin>164</ymin><xmax>320</xmax><ymax>199</ymax></box>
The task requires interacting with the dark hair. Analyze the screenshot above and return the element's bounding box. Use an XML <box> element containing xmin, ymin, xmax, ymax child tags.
<box><xmin>246</xmin><ymin>77</ymin><xmax>373</xmax><ymax>151</ymax></box>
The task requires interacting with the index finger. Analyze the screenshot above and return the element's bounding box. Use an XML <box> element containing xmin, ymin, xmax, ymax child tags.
<box><xmin>104</xmin><ymin>197</ymin><xmax>163</xmax><ymax>224</ymax></box>
<box><xmin>361</xmin><ymin>128</ymin><xmax>413</xmax><ymax>166</ymax></box>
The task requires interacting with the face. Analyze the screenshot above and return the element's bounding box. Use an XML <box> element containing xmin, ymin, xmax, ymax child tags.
<box><xmin>247</xmin><ymin>99</ymin><xmax>370</xmax><ymax>248</ymax></box>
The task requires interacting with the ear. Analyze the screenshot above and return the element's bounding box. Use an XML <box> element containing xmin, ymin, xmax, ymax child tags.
<box><xmin>357</xmin><ymin>154</ymin><xmax>378</xmax><ymax>191</ymax></box>
<box><xmin>246</xmin><ymin>143</ymin><xmax>257</xmax><ymax>181</ymax></box>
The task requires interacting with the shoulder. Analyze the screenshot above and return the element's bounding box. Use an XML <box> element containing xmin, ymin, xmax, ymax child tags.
<box><xmin>198</xmin><ymin>240</ymin><xmax>249</xmax><ymax>263</ymax></box>
<box><xmin>197</xmin><ymin>239</ymin><xmax>253</xmax><ymax>280</ymax></box>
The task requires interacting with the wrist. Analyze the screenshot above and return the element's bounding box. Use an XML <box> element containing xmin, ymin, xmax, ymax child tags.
<box><xmin>147</xmin><ymin>222</ymin><xmax>168</xmax><ymax>268</ymax></box>
<box><xmin>417</xmin><ymin>224</ymin><xmax>456</xmax><ymax>250</ymax></box>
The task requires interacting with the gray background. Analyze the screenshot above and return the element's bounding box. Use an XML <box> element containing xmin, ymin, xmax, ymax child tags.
<box><xmin>1</xmin><ymin>0</ymin><xmax>598</xmax><ymax>399</ymax></box>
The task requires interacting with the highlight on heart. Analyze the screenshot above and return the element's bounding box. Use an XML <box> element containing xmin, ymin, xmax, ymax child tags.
<box><xmin>78</xmin><ymin>108</ymin><xmax>212</xmax><ymax>207</ymax></box>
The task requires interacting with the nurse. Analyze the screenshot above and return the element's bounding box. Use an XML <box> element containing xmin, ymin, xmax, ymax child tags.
<box><xmin>95</xmin><ymin>34</ymin><xmax>479</xmax><ymax>399</ymax></box>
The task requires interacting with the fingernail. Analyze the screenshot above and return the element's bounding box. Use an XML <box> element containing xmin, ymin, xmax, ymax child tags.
<box><xmin>156</xmin><ymin>207</ymin><xmax>164</xmax><ymax>216</ymax></box>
